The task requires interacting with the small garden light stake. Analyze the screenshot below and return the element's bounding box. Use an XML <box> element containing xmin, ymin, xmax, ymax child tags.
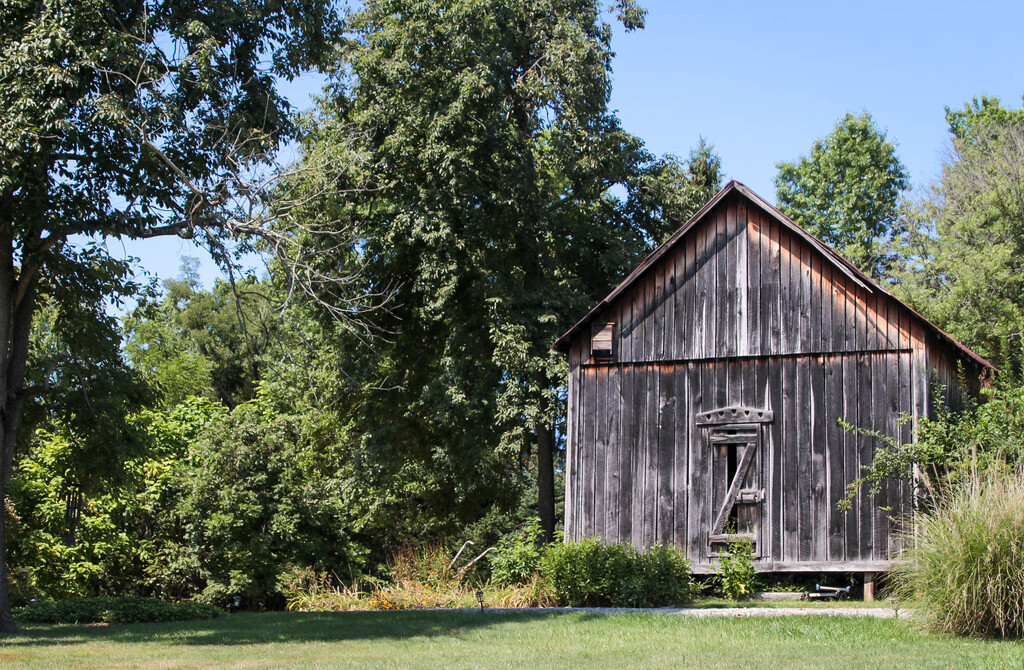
<box><xmin>476</xmin><ymin>590</ymin><xmax>485</xmax><ymax>612</ymax></box>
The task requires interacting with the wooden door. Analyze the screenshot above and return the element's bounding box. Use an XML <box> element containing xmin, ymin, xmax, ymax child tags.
<box><xmin>707</xmin><ymin>423</ymin><xmax>763</xmax><ymax>554</ymax></box>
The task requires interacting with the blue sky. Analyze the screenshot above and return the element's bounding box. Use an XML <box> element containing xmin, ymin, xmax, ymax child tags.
<box><xmin>118</xmin><ymin>0</ymin><xmax>1024</xmax><ymax>289</ymax></box>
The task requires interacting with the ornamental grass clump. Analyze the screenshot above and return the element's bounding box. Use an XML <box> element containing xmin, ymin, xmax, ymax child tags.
<box><xmin>891</xmin><ymin>471</ymin><xmax>1024</xmax><ymax>638</ymax></box>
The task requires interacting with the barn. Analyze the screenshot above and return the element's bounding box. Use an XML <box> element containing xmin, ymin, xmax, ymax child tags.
<box><xmin>553</xmin><ymin>181</ymin><xmax>991</xmax><ymax>584</ymax></box>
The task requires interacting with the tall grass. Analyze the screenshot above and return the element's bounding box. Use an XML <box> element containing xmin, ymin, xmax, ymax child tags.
<box><xmin>891</xmin><ymin>471</ymin><xmax>1024</xmax><ymax>637</ymax></box>
<box><xmin>282</xmin><ymin>543</ymin><xmax>556</xmax><ymax>611</ymax></box>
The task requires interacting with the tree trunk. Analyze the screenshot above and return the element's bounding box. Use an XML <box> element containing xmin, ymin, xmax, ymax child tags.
<box><xmin>0</xmin><ymin>245</ymin><xmax>37</xmax><ymax>634</ymax></box>
<box><xmin>536</xmin><ymin>378</ymin><xmax>555</xmax><ymax>544</ymax></box>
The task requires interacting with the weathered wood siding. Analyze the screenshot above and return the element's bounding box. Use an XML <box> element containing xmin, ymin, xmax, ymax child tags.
<box><xmin>565</xmin><ymin>355</ymin><xmax>911</xmax><ymax>570</ymax></box>
<box><xmin>562</xmin><ymin>190</ymin><xmax>977</xmax><ymax>572</ymax></box>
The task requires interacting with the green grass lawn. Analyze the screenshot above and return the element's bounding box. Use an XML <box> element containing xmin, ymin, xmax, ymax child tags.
<box><xmin>1</xmin><ymin>610</ymin><xmax>1022</xmax><ymax>669</ymax></box>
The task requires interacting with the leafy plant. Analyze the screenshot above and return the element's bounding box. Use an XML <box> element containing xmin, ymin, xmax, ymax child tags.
<box><xmin>890</xmin><ymin>471</ymin><xmax>1024</xmax><ymax>638</ymax></box>
<box><xmin>14</xmin><ymin>597</ymin><xmax>219</xmax><ymax>624</ymax></box>
<box><xmin>491</xmin><ymin>518</ymin><xmax>545</xmax><ymax>587</ymax></box>
<box><xmin>715</xmin><ymin>540</ymin><xmax>758</xmax><ymax>600</ymax></box>
<box><xmin>540</xmin><ymin>540</ymin><xmax>694</xmax><ymax>607</ymax></box>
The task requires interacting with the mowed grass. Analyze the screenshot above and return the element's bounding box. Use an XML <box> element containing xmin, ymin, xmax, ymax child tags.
<box><xmin>1</xmin><ymin>610</ymin><xmax>1022</xmax><ymax>669</ymax></box>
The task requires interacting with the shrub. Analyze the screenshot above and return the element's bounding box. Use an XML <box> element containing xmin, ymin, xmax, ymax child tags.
<box><xmin>891</xmin><ymin>471</ymin><xmax>1024</xmax><ymax>638</ymax></box>
<box><xmin>14</xmin><ymin>597</ymin><xmax>220</xmax><ymax>624</ymax></box>
<box><xmin>540</xmin><ymin>540</ymin><xmax>694</xmax><ymax>607</ymax></box>
<box><xmin>715</xmin><ymin>540</ymin><xmax>758</xmax><ymax>600</ymax></box>
<box><xmin>491</xmin><ymin>518</ymin><xmax>545</xmax><ymax>586</ymax></box>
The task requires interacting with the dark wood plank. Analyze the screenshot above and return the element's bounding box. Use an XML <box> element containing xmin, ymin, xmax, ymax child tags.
<box><xmin>857</xmin><ymin>353</ymin><xmax>874</xmax><ymax>560</ymax></box>
<box><xmin>632</xmin><ymin>364</ymin><xmax>647</xmax><ymax>548</ymax></box>
<box><xmin>618</xmin><ymin>364</ymin><xmax>634</xmax><ymax>545</ymax></box>
<box><xmin>724</xmin><ymin>197</ymin><xmax>738</xmax><ymax>357</ymax></box>
<box><xmin>593</xmin><ymin>366</ymin><xmax>608</xmax><ymax>538</ymax></box>
<box><xmin>821</xmin><ymin>255</ymin><xmax>834</xmax><ymax>353</ymax></box>
<box><xmin>607</xmin><ymin>365</ymin><xmax>621</xmax><ymax>544</ymax></box>
<box><xmin>809</xmin><ymin>249</ymin><xmax>822</xmax><ymax>354</ymax></box>
<box><xmin>843</xmin><ymin>352</ymin><xmax>860</xmax><ymax>557</ymax></box>
<box><xmin>767</xmin><ymin>357</ymin><xmax>784</xmax><ymax>562</ymax></box>
<box><xmin>781</xmin><ymin>357</ymin><xmax>798</xmax><ymax>561</ymax></box>
<box><xmin>694</xmin><ymin>218</ymin><xmax>709</xmax><ymax>360</ymax></box>
<box><xmin>799</xmin><ymin>239</ymin><xmax>813</xmax><ymax>353</ymax></box>
<box><xmin>810</xmin><ymin>354</ymin><xmax>827</xmax><ymax>561</ymax></box>
<box><xmin>689</xmin><ymin>363</ymin><xmax>707</xmax><ymax>564</ymax></box>
<box><xmin>580</xmin><ymin>367</ymin><xmax>595</xmax><ymax>538</ymax></box>
<box><xmin>744</xmin><ymin>200</ymin><xmax>759</xmax><ymax>357</ymax></box>
<box><xmin>654</xmin><ymin>261</ymin><xmax>666</xmax><ymax>361</ymax></box>
<box><xmin>673</xmin><ymin>364</ymin><xmax>689</xmax><ymax>547</ymax></box>
<box><xmin>825</xmin><ymin>355</ymin><xmax>847</xmax><ymax>562</ymax></box>
<box><xmin>658</xmin><ymin>365</ymin><xmax>675</xmax><ymax>545</ymax></box>
<box><xmin>873</xmin><ymin>353</ymin><xmax>892</xmax><ymax>560</ymax></box>
<box><xmin>796</xmin><ymin>355</ymin><xmax>813</xmax><ymax>561</ymax></box>
<box><xmin>645</xmin><ymin>364</ymin><xmax>660</xmax><ymax>548</ymax></box>
<box><xmin>768</xmin><ymin>215</ymin><xmax>783</xmax><ymax>355</ymax></box>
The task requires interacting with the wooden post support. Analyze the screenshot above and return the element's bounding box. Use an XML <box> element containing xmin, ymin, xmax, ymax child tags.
<box><xmin>863</xmin><ymin>572</ymin><xmax>876</xmax><ymax>602</ymax></box>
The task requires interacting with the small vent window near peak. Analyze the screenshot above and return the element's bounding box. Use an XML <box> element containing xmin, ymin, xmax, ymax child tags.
<box><xmin>592</xmin><ymin>322</ymin><xmax>614</xmax><ymax>362</ymax></box>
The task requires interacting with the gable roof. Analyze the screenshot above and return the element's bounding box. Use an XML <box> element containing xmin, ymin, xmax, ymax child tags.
<box><xmin>552</xmin><ymin>181</ymin><xmax>992</xmax><ymax>370</ymax></box>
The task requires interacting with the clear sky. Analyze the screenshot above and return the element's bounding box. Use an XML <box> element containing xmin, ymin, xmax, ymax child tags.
<box><xmin>118</xmin><ymin>0</ymin><xmax>1024</xmax><ymax>290</ymax></box>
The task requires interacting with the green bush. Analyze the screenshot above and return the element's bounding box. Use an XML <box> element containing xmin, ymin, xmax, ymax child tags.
<box><xmin>491</xmin><ymin>518</ymin><xmax>545</xmax><ymax>586</ymax></box>
<box><xmin>715</xmin><ymin>540</ymin><xmax>758</xmax><ymax>600</ymax></box>
<box><xmin>14</xmin><ymin>597</ymin><xmax>220</xmax><ymax>624</ymax></box>
<box><xmin>891</xmin><ymin>471</ymin><xmax>1024</xmax><ymax>638</ymax></box>
<box><xmin>540</xmin><ymin>540</ymin><xmax>694</xmax><ymax>607</ymax></box>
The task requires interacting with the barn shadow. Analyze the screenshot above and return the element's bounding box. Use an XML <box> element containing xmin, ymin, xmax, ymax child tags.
<box><xmin>5</xmin><ymin>610</ymin><xmax>605</xmax><ymax>648</ymax></box>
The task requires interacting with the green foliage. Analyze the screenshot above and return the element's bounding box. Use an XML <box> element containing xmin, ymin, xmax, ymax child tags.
<box><xmin>14</xmin><ymin>597</ymin><xmax>219</xmax><ymax>625</ymax></box>
<box><xmin>491</xmin><ymin>518</ymin><xmax>546</xmax><ymax>587</ymax></box>
<box><xmin>895</xmin><ymin>97</ymin><xmax>1024</xmax><ymax>372</ymax></box>
<box><xmin>776</xmin><ymin>112</ymin><xmax>909</xmax><ymax>278</ymax></box>
<box><xmin>715</xmin><ymin>540</ymin><xmax>758</xmax><ymax>601</ymax></box>
<box><xmin>540</xmin><ymin>540</ymin><xmax>694</xmax><ymax>607</ymax></box>
<box><xmin>890</xmin><ymin>471</ymin><xmax>1024</xmax><ymax>638</ymax></box>
<box><xmin>167</xmin><ymin>389</ymin><xmax>367</xmax><ymax>606</ymax></box>
<box><xmin>123</xmin><ymin>260</ymin><xmax>273</xmax><ymax>408</ymax></box>
<box><xmin>840</xmin><ymin>377</ymin><xmax>1024</xmax><ymax>509</ymax></box>
<box><xmin>292</xmin><ymin>0</ymin><xmax>719</xmax><ymax>544</ymax></box>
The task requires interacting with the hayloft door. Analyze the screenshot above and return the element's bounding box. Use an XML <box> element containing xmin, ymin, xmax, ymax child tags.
<box><xmin>707</xmin><ymin>424</ymin><xmax>762</xmax><ymax>554</ymax></box>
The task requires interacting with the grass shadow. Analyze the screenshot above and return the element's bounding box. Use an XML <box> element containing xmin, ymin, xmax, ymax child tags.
<box><xmin>4</xmin><ymin>609</ymin><xmax>604</xmax><ymax>648</ymax></box>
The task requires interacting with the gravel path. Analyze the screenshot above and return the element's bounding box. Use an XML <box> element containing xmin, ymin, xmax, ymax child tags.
<box><xmin>453</xmin><ymin>606</ymin><xmax>905</xmax><ymax>618</ymax></box>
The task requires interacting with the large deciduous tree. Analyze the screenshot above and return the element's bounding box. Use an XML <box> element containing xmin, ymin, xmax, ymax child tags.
<box><xmin>0</xmin><ymin>0</ymin><xmax>343</xmax><ymax>631</ymax></box>
<box><xmin>895</xmin><ymin>97</ymin><xmax>1024</xmax><ymax>372</ymax></box>
<box><xmin>296</xmin><ymin>0</ymin><xmax>717</xmax><ymax>543</ymax></box>
<box><xmin>775</xmin><ymin>112</ymin><xmax>909</xmax><ymax>278</ymax></box>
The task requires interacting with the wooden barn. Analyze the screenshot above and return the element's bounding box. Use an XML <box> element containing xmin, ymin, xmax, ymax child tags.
<box><xmin>553</xmin><ymin>181</ymin><xmax>991</xmax><ymax>579</ymax></box>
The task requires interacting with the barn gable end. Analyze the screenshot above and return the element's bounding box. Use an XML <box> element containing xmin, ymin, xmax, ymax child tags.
<box><xmin>557</xmin><ymin>181</ymin><xmax>990</xmax><ymax>574</ymax></box>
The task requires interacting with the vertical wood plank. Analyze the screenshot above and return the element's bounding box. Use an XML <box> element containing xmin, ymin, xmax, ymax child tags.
<box><xmin>810</xmin><ymin>355</ymin><xmax>827</xmax><ymax>561</ymax></box>
<box><xmin>607</xmin><ymin>365</ymin><xmax>621</xmax><ymax>544</ymax></box>
<box><xmin>689</xmin><ymin>363</ymin><xmax>707</xmax><ymax>565</ymax></box>
<box><xmin>782</xmin><ymin>357</ymin><xmax>798</xmax><ymax>561</ymax></box>
<box><xmin>618</xmin><ymin>364</ymin><xmax>634</xmax><ymax>545</ymax></box>
<box><xmin>768</xmin><ymin>357</ymin><xmax>784</xmax><ymax>562</ymax></box>
<box><xmin>796</xmin><ymin>355</ymin><xmax>813</xmax><ymax>561</ymax></box>
<box><xmin>769</xmin><ymin>216</ymin><xmax>782</xmax><ymax>355</ymax></box>
<box><xmin>826</xmin><ymin>356</ymin><xmax>847</xmax><ymax>561</ymax></box>
<box><xmin>645</xmin><ymin>365</ymin><xmax>660</xmax><ymax>548</ymax></box>
<box><xmin>673</xmin><ymin>364</ymin><xmax>689</xmax><ymax>548</ymax></box>
<box><xmin>632</xmin><ymin>364</ymin><xmax>647</xmax><ymax>549</ymax></box>
<box><xmin>857</xmin><ymin>353</ymin><xmax>874</xmax><ymax>559</ymax></box>
<box><xmin>658</xmin><ymin>365</ymin><xmax>675</xmax><ymax>545</ymax></box>
<box><xmin>724</xmin><ymin>197</ymin><xmax>738</xmax><ymax>357</ymax></box>
<box><xmin>745</xmin><ymin>203</ymin><xmax>760</xmax><ymax>356</ymax></box>
<box><xmin>594</xmin><ymin>366</ymin><xmax>608</xmax><ymax>538</ymax></box>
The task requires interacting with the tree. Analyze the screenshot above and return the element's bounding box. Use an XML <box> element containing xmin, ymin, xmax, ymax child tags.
<box><xmin>775</xmin><ymin>112</ymin><xmax>909</xmax><ymax>278</ymax></box>
<box><xmin>0</xmin><ymin>0</ymin><xmax>344</xmax><ymax>630</ymax></box>
<box><xmin>895</xmin><ymin>97</ymin><xmax>1024</xmax><ymax>372</ymax></box>
<box><xmin>295</xmin><ymin>0</ymin><xmax>715</xmax><ymax>543</ymax></box>
<box><xmin>124</xmin><ymin>259</ymin><xmax>274</xmax><ymax>408</ymax></box>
